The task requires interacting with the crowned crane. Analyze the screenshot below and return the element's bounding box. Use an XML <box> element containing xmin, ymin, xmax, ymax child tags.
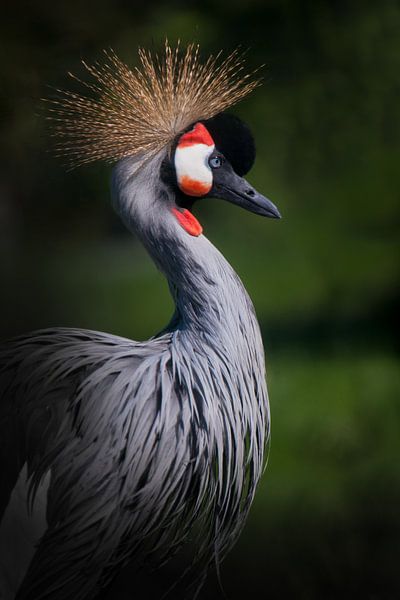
<box><xmin>0</xmin><ymin>43</ymin><xmax>281</xmax><ymax>600</ymax></box>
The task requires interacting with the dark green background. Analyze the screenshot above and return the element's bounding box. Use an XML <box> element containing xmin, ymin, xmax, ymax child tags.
<box><xmin>1</xmin><ymin>1</ymin><xmax>399</xmax><ymax>598</ymax></box>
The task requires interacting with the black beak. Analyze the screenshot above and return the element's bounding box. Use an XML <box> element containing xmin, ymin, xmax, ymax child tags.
<box><xmin>211</xmin><ymin>167</ymin><xmax>281</xmax><ymax>219</ymax></box>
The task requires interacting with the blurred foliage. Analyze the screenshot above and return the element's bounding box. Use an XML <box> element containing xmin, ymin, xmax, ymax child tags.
<box><xmin>0</xmin><ymin>0</ymin><xmax>399</xmax><ymax>598</ymax></box>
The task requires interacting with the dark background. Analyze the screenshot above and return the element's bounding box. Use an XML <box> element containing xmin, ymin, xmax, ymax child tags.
<box><xmin>1</xmin><ymin>1</ymin><xmax>399</xmax><ymax>598</ymax></box>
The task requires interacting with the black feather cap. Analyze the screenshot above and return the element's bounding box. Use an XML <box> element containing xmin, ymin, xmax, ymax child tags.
<box><xmin>201</xmin><ymin>113</ymin><xmax>256</xmax><ymax>176</ymax></box>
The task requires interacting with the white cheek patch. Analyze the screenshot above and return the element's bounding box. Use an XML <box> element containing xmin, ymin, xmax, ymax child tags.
<box><xmin>175</xmin><ymin>143</ymin><xmax>214</xmax><ymax>197</ymax></box>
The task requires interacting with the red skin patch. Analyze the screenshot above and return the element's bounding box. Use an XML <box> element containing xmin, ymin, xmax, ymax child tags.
<box><xmin>172</xmin><ymin>208</ymin><xmax>203</xmax><ymax>237</ymax></box>
<box><xmin>177</xmin><ymin>122</ymin><xmax>215</xmax><ymax>148</ymax></box>
<box><xmin>178</xmin><ymin>175</ymin><xmax>212</xmax><ymax>197</ymax></box>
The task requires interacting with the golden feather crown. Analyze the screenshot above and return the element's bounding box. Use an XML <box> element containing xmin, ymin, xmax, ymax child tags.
<box><xmin>46</xmin><ymin>41</ymin><xmax>260</xmax><ymax>168</ymax></box>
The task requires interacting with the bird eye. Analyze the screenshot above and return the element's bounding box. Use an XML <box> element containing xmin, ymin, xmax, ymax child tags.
<box><xmin>209</xmin><ymin>155</ymin><xmax>223</xmax><ymax>169</ymax></box>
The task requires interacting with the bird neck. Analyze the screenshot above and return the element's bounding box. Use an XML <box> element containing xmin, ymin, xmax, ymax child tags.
<box><xmin>111</xmin><ymin>155</ymin><xmax>263</xmax><ymax>349</ymax></box>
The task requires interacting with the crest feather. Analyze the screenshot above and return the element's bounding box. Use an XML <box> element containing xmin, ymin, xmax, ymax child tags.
<box><xmin>45</xmin><ymin>41</ymin><xmax>260</xmax><ymax>168</ymax></box>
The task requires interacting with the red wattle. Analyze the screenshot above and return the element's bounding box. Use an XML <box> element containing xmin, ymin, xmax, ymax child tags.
<box><xmin>172</xmin><ymin>208</ymin><xmax>203</xmax><ymax>237</ymax></box>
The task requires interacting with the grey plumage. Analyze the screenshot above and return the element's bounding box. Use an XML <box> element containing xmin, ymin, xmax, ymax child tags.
<box><xmin>0</xmin><ymin>151</ymin><xmax>270</xmax><ymax>598</ymax></box>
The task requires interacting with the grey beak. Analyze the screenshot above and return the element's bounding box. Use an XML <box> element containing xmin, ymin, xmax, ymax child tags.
<box><xmin>212</xmin><ymin>169</ymin><xmax>281</xmax><ymax>219</ymax></box>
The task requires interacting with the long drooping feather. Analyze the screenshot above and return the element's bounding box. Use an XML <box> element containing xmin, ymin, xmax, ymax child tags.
<box><xmin>45</xmin><ymin>41</ymin><xmax>259</xmax><ymax>167</ymax></box>
<box><xmin>0</xmin><ymin>151</ymin><xmax>270</xmax><ymax>599</ymax></box>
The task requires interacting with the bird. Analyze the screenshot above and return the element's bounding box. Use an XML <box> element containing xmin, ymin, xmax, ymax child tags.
<box><xmin>0</xmin><ymin>42</ymin><xmax>281</xmax><ymax>600</ymax></box>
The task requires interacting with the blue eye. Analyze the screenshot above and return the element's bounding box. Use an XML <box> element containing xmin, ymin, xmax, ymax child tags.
<box><xmin>209</xmin><ymin>155</ymin><xmax>222</xmax><ymax>169</ymax></box>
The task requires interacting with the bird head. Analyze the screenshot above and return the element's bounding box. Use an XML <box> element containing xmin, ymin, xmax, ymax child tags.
<box><xmin>166</xmin><ymin>115</ymin><xmax>280</xmax><ymax>235</ymax></box>
<box><xmin>46</xmin><ymin>42</ymin><xmax>280</xmax><ymax>236</ymax></box>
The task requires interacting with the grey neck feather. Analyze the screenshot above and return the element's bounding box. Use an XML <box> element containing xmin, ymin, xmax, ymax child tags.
<box><xmin>111</xmin><ymin>153</ymin><xmax>264</xmax><ymax>360</ymax></box>
<box><xmin>0</xmin><ymin>151</ymin><xmax>269</xmax><ymax>599</ymax></box>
